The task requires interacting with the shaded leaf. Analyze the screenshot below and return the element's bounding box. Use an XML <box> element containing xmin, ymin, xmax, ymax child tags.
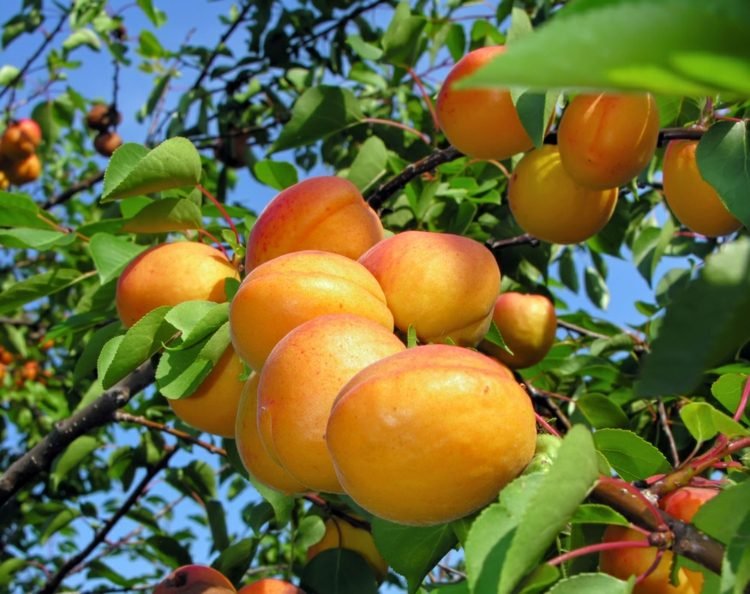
<box><xmin>593</xmin><ymin>429</ymin><xmax>671</xmax><ymax>481</ymax></box>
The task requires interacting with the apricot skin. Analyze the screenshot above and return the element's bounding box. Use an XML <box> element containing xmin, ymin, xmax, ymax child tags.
<box><xmin>327</xmin><ymin>344</ymin><xmax>537</xmax><ymax>526</ymax></box>
<box><xmin>234</xmin><ymin>373</ymin><xmax>307</xmax><ymax>495</ymax></box>
<box><xmin>258</xmin><ymin>314</ymin><xmax>405</xmax><ymax>493</ymax></box>
<box><xmin>154</xmin><ymin>565</ymin><xmax>236</xmax><ymax>594</ymax></box>
<box><xmin>663</xmin><ymin>140</ymin><xmax>742</xmax><ymax>237</ymax></box>
<box><xmin>660</xmin><ymin>486</ymin><xmax>718</xmax><ymax>523</ymax></box>
<box><xmin>508</xmin><ymin>145</ymin><xmax>618</xmax><ymax>244</ymax></box>
<box><xmin>358</xmin><ymin>231</ymin><xmax>500</xmax><ymax>346</ymax></box>
<box><xmin>168</xmin><ymin>347</ymin><xmax>245</xmax><ymax>438</ymax></box>
<box><xmin>229</xmin><ymin>250</ymin><xmax>394</xmax><ymax>371</ymax></box>
<box><xmin>436</xmin><ymin>46</ymin><xmax>534</xmax><ymax>160</ymax></box>
<box><xmin>236</xmin><ymin>579</ymin><xmax>304</xmax><ymax>594</ymax></box>
<box><xmin>245</xmin><ymin>176</ymin><xmax>383</xmax><ymax>271</ymax></box>
<box><xmin>0</xmin><ymin>118</ymin><xmax>42</xmax><ymax>160</ymax></box>
<box><xmin>558</xmin><ymin>93</ymin><xmax>660</xmax><ymax>190</ymax></box>
<box><xmin>482</xmin><ymin>292</ymin><xmax>557</xmax><ymax>369</ymax></box>
<box><xmin>116</xmin><ymin>242</ymin><xmax>239</xmax><ymax>328</ymax></box>
<box><xmin>6</xmin><ymin>153</ymin><xmax>41</xmax><ymax>185</ymax></box>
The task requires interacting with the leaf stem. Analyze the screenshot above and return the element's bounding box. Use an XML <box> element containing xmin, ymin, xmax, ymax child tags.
<box><xmin>547</xmin><ymin>539</ymin><xmax>652</xmax><ymax>567</ymax></box>
<box><xmin>196</xmin><ymin>183</ymin><xmax>241</xmax><ymax>247</ymax></box>
<box><xmin>360</xmin><ymin>117</ymin><xmax>431</xmax><ymax>145</ymax></box>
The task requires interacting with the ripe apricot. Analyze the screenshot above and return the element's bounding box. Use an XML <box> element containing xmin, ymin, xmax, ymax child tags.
<box><xmin>0</xmin><ymin>118</ymin><xmax>42</xmax><ymax>159</ymax></box>
<box><xmin>663</xmin><ymin>139</ymin><xmax>742</xmax><ymax>237</ymax></box>
<box><xmin>436</xmin><ymin>46</ymin><xmax>534</xmax><ymax>160</ymax></box>
<box><xmin>307</xmin><ymin>516</ymin><xmax>388</xmax><ymax>581</ymax></box>
<box><xmin>229</xmin><ymin>250</ymin><xmax>393</xmax><ymax>370</ymax></box>
<box><xmin>558</xmin><ymin>93</ymin><xmax>660</xmax><ymax>190</ymax></box>
<box><xmin>258</xmin><ymin>314</ymin><xmax>405</xmax><ymax>493</ymax></box>
<box><xmin>168</xmin><ymin>346</ymin><xmax>245</xmax><ymax>437</ymax></box>
<box><xmin>154</xmin><ymin>565</ymin><xmax>236</xmax><ymax>594</ymax></box>
<box><xmin>86</xmin><ymin>103</ymin><xmax>121</xmax><ymax>131</ymax></box>
<box><xmin>245</xmin><ymin>176</ymin><xmax>383</xmax><ymax>271</ymax></box>
<box><xmin>327</xmin><ymin>344</ymin><xmax>536</xmax><ymax>525</ymax></box>
<box><xmin>94</xmin><ymin>131</ymin><xmax>123</xmax><ymax>157</ymax></box>
<box><xmin>6</xmin><ymin>153</ymin><xmax>41</xmax><ymax>185</ymax></box>
<box><xmin>508</xmin><ymin>145</ymin><xmax>618</xmax><ymax>244</ymax></box>
<box><xmin>660</xmin><ymin>486</ymin><xmax>718</xmax><ymax>523</ymax></box>
<box><xmin>237</xmin><ymin>579</ymin><xmax>303</xmax><ymax>594</ymax></box>
<box><xmin>116</xmin><ymin>241</ymin><xmax>239</xmax><ymax>328</ymax></box>
<box><xmin>359</xmin><ymin>230</ymin><xmax>500</xmax><ymax>346</ymax></box>
<box><xmin>0</xmin><ymin>168</ymin><xmax>9</xmax><ymax>190</ymax></box>
<box><xmin>481</xmin><ymin>292</ymin><xmax>557</xmax><ymax>368</ymax></box>
<box><xmin>235</xmin><ymin>373</ymin><xmax>307</xmax><ymax>495</ymax></box>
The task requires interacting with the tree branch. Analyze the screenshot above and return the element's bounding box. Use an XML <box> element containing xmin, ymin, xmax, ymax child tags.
<box><xmin>115</xmin><ymin>411</ymin><xmax>227</xmax><ymax>457</ymax></box>
<box><xmin>486</xmin><ymin>234</ymin><xmax>540</xmax><ymax>251</ymax></box>
<box><xmin>42</xmin><ymin>170</ymin><xmax>105</xmax><ymax>210</ymax></box>
<box><xmin>0</xmin><ymin>361</ymin><xmax>155</xmax><ymax>508</ymax></box>
<box><xmin>37</xmin><ymin>447</ymin><xmax>177</xmax><ymax>594</ymax></box>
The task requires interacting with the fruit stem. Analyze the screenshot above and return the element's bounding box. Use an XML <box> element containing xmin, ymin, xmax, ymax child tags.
<box><xmin>733</xmin><ymin>375</ymin><xmax>750</xmax><ymax>421</ymax></box>
<box><xmin>196</xmin><ymin>228</ymin><xmax>231</xmax><ymax>261</ymax></box>
<box><xmin>534</xmin><ymin>412</ymin><xmax>561</xmax><ymax>438</ymax></box>
<box><xmin>196</xmin><ymin>183</ymin><xmax>241</xmax><ymax>247</ymax></box>
<box><xmin>360</xmin><ymin>117</ymin><xmax>431</xmax><ymax>145</ymax></box>
<box><xmin>546</xmin><ymin>539</ymin><xmax>652</xmax><ymax>567</ymax></box>
<box><xmin>635</xmin><ymin>546</ymin><xmax>665</xmax><ymax>585</ymax></box>
<box><xmin>406</xmin><ymin>66</ymin><xmax>440</xmax><ymax>136</ymax></box>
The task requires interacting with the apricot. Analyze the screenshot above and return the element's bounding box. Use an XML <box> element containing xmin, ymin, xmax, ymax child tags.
<box><xmin>436</xmin><ymin>46</ymin><xmax>534</xmax><ymax>160</ymax></box>
<box><xmin>237</xmin><ymin>579</ymin><xmax>303</xmax><ymax>594</ymax></box>
<box><xmin>558</xmin><ymin>93</ymin><xmax>660</xmax><ymax>190</ymax></box>
<box><xmin>508</xmin><ymin>145</ymin><xmax>618</xmax><ymax>244</ymax></box>
<box><xmin>116</xmin><ymin>241</ymin><xmax>239</xmax><ymax>328</ymax></box>
<box><xmin>327</xmin><ymin>344</ymin><xmax>537</xmax><ymax>525</ymax></box>
<box><xmin>94</xmin><ymin>131</ymin><xmax>123</xmax><ymax>157</ymax></box>
<box><xmin>663</xmin><ymin>139</ymin><xmax>742</xmax><ymax>237</ymax></box>
<box><xmin>0</xmin><ymin>168</ymin><xmax>9</xmax><ymax>190</ymax></box>
<box><xmin>6</xmin><ymin>153</ymin><xmax>41</xmax><ymax>185</ymax></box>
<box><xmin>258</xmin><ymin>314</ymin><xmax>405</xmax><ymax>493</ymax></box>
<box><xmin>229</xmin><ymin>250</ymin><xmax>393</xmax><ymax>370</ymax></box>
<box><xmin>307</xmin><ymin>516</ymin><xmax>388</xmax><ymax>581</ymax></box>
<box><xmin>245</xmin><ymin>176</ymin><xmax>383</xmax><ymax>271</ymax></box>
<box><xmin>660</xmin><ymin>486</ymin><xmax>718</xmax><ymax>523</ymax></box>
<box><xmin>168</xmin><ymin>346</ymin><xmax>244</xmax><ymax>437</ymax></box>
<box><xmin>481</xmin><ymin>292</ymin><xmax>557</xmax><ymax>369</ymax></box>
<box><xmin>86</xmin><ymin>103</ymin><xmax>121</xmax><ymax>131</ymax></box>
<box><xmin>154</xmin><ymin>565</ymin><xmax>236</xmax><ymax>594</ymax></box>
<box><xmin>0</xmin><ymin>118</ymin><xmax>42</xmax><ymax>159</ymax></box>
<box><xmin>359</xmin><ymin>230</ymin><xmax>500</xmax><ymax>346</ymax></box>
<box><xmin>235</xmin><ymin>373</ymin><xmax>307</xmax><ymax>494</ymax></box>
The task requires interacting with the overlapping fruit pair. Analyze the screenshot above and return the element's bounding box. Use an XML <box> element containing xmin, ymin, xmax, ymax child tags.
<box><xmin>0</xmin><ymin>118</ymin><xmax>43</xmax><ymax>189</ymax></box>
<box><xmin>436</xmin><ymin>46</ymin><xmax>741</xmax><ymax>241</ymax></box>
<box><xmin>116</xmin><ymin>175</ymin><xmax>541</xmax><ymax>530</ymax></box>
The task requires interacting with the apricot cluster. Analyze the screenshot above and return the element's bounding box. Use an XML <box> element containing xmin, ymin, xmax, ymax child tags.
<box><xmin>154</xmin><ymin>564</ymin><xmax>304</xmax><ymax>593</ymax></box>
<box><xmin>86</xmin><ymin>102</ymin><xmax>123</xmax><ymax>157</ymax></box>
<box><xmin>0</xmin><ymin>118</ymin><xmax>43</xmax><ymax>188</ymax></box>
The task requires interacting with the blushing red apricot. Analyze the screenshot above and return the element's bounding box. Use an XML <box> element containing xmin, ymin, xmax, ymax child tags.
<box><xmin>237</xmin><ymin>579</ymin><xmax>304</xmax><ymax>594</ymax></box>
<box><xmin>168</xmin><ymin>346</ymin><xmax>245</xmax><ymax>438</ymax></box>
<box><xmin>0</xmin><ymin>118</ymin><xmax>42</xmax><ymax>160</ymax></box>
<box><xmin>245</xmin><ymin>176</ymin><xmax>383</xmax><ymax>271</ymax></box>
<box><xmin>660</xmin><ymin>486</ymin><xmax>718</xmax><ymax>523</ymax></box>
<box><xmin>359</xmin><ymin>231</ymin><xmax>500</xmax><ymax>346</ymax></box>
<box><xmin>229</xmin><ymin>250</ymin><xmax>393</xmax><ymax>370</ymax></box>
<box><xmin>558</xmin><ymin>93</ymin><xmax>660</xmax><ymax>189</ymax></box>
<box><xmin>235</xmin><ymin>373</ymin><xmax>307</xmax><ymax>495</ymax></box>
<box><xmin>327</xmin><ymin>344</ymin><xmax>536</xmax><ymax>525</ymax></box>
<box><xmin>258</xmin><ymin>314</ymin><xmax>405</xmax><ymax>493</ymax></box>
<box><xmin>663</xmin><ymin>139</ymin><xmax>742</xmax><ymax>237</ymax></box>
<box><xmin>436</xmin><ymin>46</ymin><xmax>534</xmax><ymax>160</ymax></box>
<box><xmin>508</xmin><ymin>145</ymin><xmax>618</xmax><ymax>244</ymax></box>
<box><xmin>154</xmin><ymin>565</ymin><xmax>236</xmax><ymax>594</ymax></box>
<box><xmin>116</xmin><ymin>242</ymin><xmax>239</xmax><ymax>328</ymax></box>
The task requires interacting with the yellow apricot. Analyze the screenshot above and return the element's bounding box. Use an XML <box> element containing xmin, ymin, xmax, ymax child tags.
<box><xmin>116</xmin><ymin>241</ymin><xmax>239</xmax><ymax>328</ymax></box>
<box><xmin>245</xmin><ymin>176</ymin><xmax>383</xmax><ymax>271</ymax></box>
<box><xmin>508</xmin><ymin>145</ymin><xmax>618</xmax><ymax>244</ymax></box>
<box><xmin>327</xmin><ymin>344</ymin><xmax>536</xmax><ymax>525</ymax></box>
<box><xmin>229</xmin><ymin>250</ymin><xmax>393</xmax><ymax>370</ymax></box>
<box><xmin>359</xmin><ymin>231</ymin><xmax>500</xmax><ymax>346</ymax></box>
<box><xmin>436</xmin><ymin>46</ymin><xmax>534</xmax><ymax>160</ymax></box>
<box><xmin>558</xmin><ymin>93</ymin><xmax>660</xmax><ymax>189</ymax></box>
<box><xmin>234</xmin><ymin>373</ymin><xmax>307</xmax><ymax>495</ymax></box>
<box><xmin>258</xmin><ymin>314</ymin><xmax>405</xmax><ymax>493</ymax></box>
<box><xmin>662</xmin><ymin>139</ymin><xmax>742</xmax><ymax>237</ymax></box>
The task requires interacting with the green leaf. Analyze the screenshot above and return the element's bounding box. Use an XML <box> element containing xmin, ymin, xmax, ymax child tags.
<box><xmin>577</xmin><ymin>394</ymin><xmax>629</xmax><ymax>429</ymax></box>
<box><xmin>101</xmin><ymin>138</ymin><xmax>202</xmax><ymax>202</ymax></box>
<box><xmin>711</xmin><ymin>374</ymin><xmax>750</xmax><ymax>423</ymax></box>
<box><xmin>62</xmin><ymin>28</ymin><xmax>101</xmax><ymax>51</ymax></box>
<box><xmin>346</xmin><ymin>137</ymin><xmax>388</xmax><ymax>192</ymax></box>
<box><xmin>483</xmin><ymin>320</ymin><xmax>514</xmax><ymax>355</ymax></box>
<box><xmin>371</xmin><ymin>519</ymin><xmax>457</xmax><ymax>593</ymax></box>
<box><xmin>301</xmin><ymin>549</ymin><xmax>379</xmax><ymax>594</ymax></box>
<box><xmin>88</xmin><ymin>233</ymin><xmax>147</xmax><ymax>284</ymax></box>
<box><xmin>546</xmin><ymin>573</ymin><xmax>633</xmax><ymax>594</ymax></box>
<box><xmin>0</xmin><ymin>65</ymin><xmax>20</xmax><ymax>86</ymax></box>
<box><xmin>696</xmin><ymin>121</ymin><xmax>750</xmax><ymax>230</ymax></box>
<box><xmin>271</xmin><ymin>87</ymin><xmax>363</xmax><ymax>153</ymax></box>
<box><xmin>679</xmin><ymin>402</ymin><xmax>749</xmax><ymax>441</ymax></box>
<box><xmin>136</xmin><ymin>0</ymin><xmax>166</xmax><ymax>26</ymax></box>
<box><xmin>638</xmin><ymin>238</ymin><xmax>750</xmax><ymax>397</ymax></box>
<box><xmin>721</xmin><ymin>510</ymin><xmax>750</xmax><ymax>594</ymax></box>
<box><xmin>73</xmin><ymin>322</ymin><xmax>123</xmax><ymax>384</ymax></box>
<box><xmin>206</xmin><ymin>499</ymin><xmax>230</xmax><ymax>552</ymax></box>
<box><xmin>570</xmin><ymin>504</ymin><xmax>629</xmax><ymax>527</ymax></box>
<box><xmin>460</xmin><ymin>0</ymin><xmax>750</xmax><ymax>96</ymax></box>
<box><xmin>145</xmin><ymin>535</ymin><xmax>192</xmax><ymax>568</ymax></box>
<box><xmin>40</xmin><ymin>507</ymin><xmax>81</xmax><ymax>544</ymax></box>
<box><xmin>50</xmin><ymin>436</ymin><xmax>99</xmax><ymax>491</ymax></box>
<box><xmin>695</xmin><ymin>479</ymin><xmax>750</xmax><ymax>545</ymax></box>
<box><xmin>122</xmin><ymin>198</ymin><xmax>203</xmax><ymax>233</ymax></box>
<box><xmin>514</xmin><ymin>91</ymin><xmax>558</xmax><ymax>149</ymax></box>
<box><xmin>0</xmin><ymin>558</ymin><xmax>26</xmax><ymax>586</ymax></box>
<box><xmin>0</xmin><ymin>228</ymin><xmax>74</xmax><ymax>250</ymax></box>
<box><xmin>0</xmin><ymin>191</ymin><xmax>47</xmax><ymax>228</ymax></box>
<box><xmin>165</xmin><ymin>301</ymin><xmax>229</xmax><ymax>349</ymax></box>
<box><xmin>253</xmin><ymin>160</ymin><xmax>298</xmax><ymax>190</ymax></box>
<box><xmin>382</xmin><ymin>2</ymin><xmax>426</xmax><ymax>67</ymax></box>
<box><xmin>407</xmin><ymin>325</ymin><xmax>418</xmax><ymax>348</ymax></box>
<box><xmin>99</xmin><ymin>306</ymin><xmax>176</xmax><ymax>388</ymax></box>
<box><xmin>584</xmin><ymin>266</ymin><xmax>609</xmax><ymax>310</ymax></box>
<box><xmin>593</xmin><ymin>429</ymin><xmax>671</xmax><ymax>481</ymax></box>
<box><xmin>212</xmin><ymin>538</ymin><xmax>257</xmax><ymax>584</ymax></box>
<box><xmin>559</xmin><ymin>248</ymin><xmax>579</xmax><ymax>293</ymax></box>
<box><xmin>507</xmin><ymin>7</ymin><xmax>533</xmax><ymax>44</ymax></box>
<box><xmin>346</xmin><ymin>35</ymin><xmax>383</xmax><ymax>61</ymax></box>
<box><xmin>0</xmin><ymin>268</ymin><xmax>88</xmax><ymax>315</ymax></box>
<box><xmin>297</xmin><ymin>515</ymin><xmax>326</xmax><ymax>550</ymax></box>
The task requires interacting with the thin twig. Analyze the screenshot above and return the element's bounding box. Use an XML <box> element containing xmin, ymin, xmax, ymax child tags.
<box><xmin>42</xmin><ymin>171</ymin><xmax>105</xmax><ymax>210</ymax></box>
<box><xmin>657</xmin><ymin>400</ymin><xmax>680</xmax><ymax>467</ymax></box>
<box><xmin>486</xmin><ymin>234</ymin><xmax>540</xmax><ymax>251</ymax></box>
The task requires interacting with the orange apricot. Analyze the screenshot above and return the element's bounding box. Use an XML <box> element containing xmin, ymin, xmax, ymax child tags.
<box><xmin>436</xmin><ymin>46</ymin><xmax>534</xmax><ymax>160</ymax></box>
<box><xmin>0</xmin><ymin>118</ymin><xmax>42</xmax><ymax>160</ymax></box>
<box><xmin>508</xmin><ymin>145</ymin><xmax>618</xmax><ymax>244</ymax></box>
<box><xmin>116</xmin><ymin>241</ymin><xmax>239</xmax><ymax>328</ymax></box>
<box><xmin>663</xmin><ymin>139</ymin><xmax>742</xmax><ymax>237</ymax></box>
<box><xmin>94</xmin><ymin>131</ymin><xmax>123</xmax><ymax>157</ymax></box>
<box><xmin>6</xmin><ymin>153</ymin><xmax>41</xmax><ymax>185</ymax></box>
<box><xmin>558</xmin><ymin>93</ymin><xmax>660</xmax><ymax>189</ymax></box>
<box><xmin>660</xmin><ymin>486</ymin><xmax>718</xmax><ymax>523</ymax></box>
<box><xmin>237</xmin><ymin>579</ymin><xmax>304</xmax><ymax>594</ymax></box>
